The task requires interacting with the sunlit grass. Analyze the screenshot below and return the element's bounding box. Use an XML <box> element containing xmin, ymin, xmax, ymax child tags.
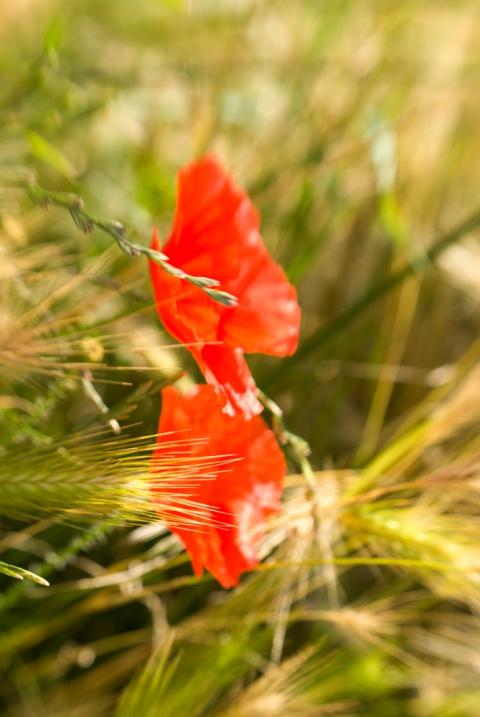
<box><xmin>1</xmin><ymin>1</ymin><xmax>480</xmax><ymax>716</ymax></box>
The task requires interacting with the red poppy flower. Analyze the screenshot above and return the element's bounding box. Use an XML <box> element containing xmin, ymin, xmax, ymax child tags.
<box><xmin>149</xmin><ymin>156</ymin><xmax>300</xmax><ymax>418</ymax></box>
<box><xmin>152</xmin><ymin>384</ymin><xmax>286</xmax><ymax>588</ymax></box>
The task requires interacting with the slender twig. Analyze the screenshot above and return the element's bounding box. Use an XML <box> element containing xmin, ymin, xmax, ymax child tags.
<box><xmin>259</xmin><ymin>390</ymin><xmax>315</xmax><ymax>489</ymax></box>
<box><xmin>25</xmin><ymin>182</ymin><xmax>238</xmax><ymax>307</ymax></box>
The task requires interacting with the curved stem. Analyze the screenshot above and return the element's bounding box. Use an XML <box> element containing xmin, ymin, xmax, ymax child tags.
<box><xmin>25</xmin><ymin>182</ymin><xmax>237</xmax><ymax>308</ymax></box>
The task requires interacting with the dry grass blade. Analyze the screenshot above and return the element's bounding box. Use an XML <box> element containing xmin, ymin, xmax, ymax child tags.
<box><xmin>218</xmin><ymin>646</ymin><xmax>358</xmax><ymax>717</ymax></box>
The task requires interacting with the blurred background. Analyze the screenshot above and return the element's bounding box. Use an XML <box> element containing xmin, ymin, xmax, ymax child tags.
<box><xmin>1</xmin><ymin>1</ymin><xmax>480</xmax><ymax>715</ymax></box>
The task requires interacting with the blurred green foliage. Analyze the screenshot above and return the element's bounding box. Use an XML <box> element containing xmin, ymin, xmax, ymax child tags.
<box><xmin>1</xmin><ymin>1</ymin><xmax>480</xmax><ymax>715</ymax></box>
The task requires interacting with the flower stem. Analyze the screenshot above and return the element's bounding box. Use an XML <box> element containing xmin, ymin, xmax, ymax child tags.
<box><xmin>24</xmin><ymin>181</ymin><xmax>238</xmax><ymax>308</ymax></box>
<box><xmin>258</xmin><ymin>390</ymin><xmax>315</xmax><ymax>488</ymax></box>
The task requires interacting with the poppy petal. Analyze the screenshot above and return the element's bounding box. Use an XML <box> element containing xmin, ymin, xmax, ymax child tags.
<box><xmin>219</xmin><ymin>242</ymin><xmax>301</xmax><ymax>356</ymax></box>
<box><xmin>200</xmin><ymin>344</ymin><xmax>262</xmax><ymax>418</ymax></box>
<box><xmin>148</xmin><ymin>156</ymin><xmax>301</xmax><ymax>418</ymax></box>
<box><xmin>166</xmin><ymin>157</ymin><xmax>258</xmax><ymax>283</ymax></box>
<box><xmin>152</xmin><ymin>385</ymin><xmax>285</xmax><ymax>588</ymax></box>
<box><xmin>150</xmin><ymin>227</ymin><xmax>220</xmax><ymax>344</ymax></box>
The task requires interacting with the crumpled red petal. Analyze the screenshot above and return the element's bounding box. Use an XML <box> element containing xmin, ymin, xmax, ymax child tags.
<box><xmin>199</xmin><ymin>345</ymin><xmax>263</xmax><ymax>417</ymax></box>
<box><xmin>148</xmin><ymin>156</ymin><xmax>301</xmax><ymax>418</ymax></box>
<box><xmin>152</xmin><ymin>385</ymin><xmax>286</xmax><ymax>588</ymax></box>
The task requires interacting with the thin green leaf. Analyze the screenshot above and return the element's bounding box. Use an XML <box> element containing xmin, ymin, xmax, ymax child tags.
<box><xmin>0</xmin><ymin>560</ymin><xmax>49</xmax><ymax>586</ymax></box>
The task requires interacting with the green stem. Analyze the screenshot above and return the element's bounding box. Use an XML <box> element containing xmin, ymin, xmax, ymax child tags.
<box><xmin>258</xmin><ymin>390</ymin><xmax>316</xmax><ymax>489</ymax></box>
<box><xmin>25</xmin><ymin>182</ymin><xmax>237</xmax><ymax>308</ymax></box>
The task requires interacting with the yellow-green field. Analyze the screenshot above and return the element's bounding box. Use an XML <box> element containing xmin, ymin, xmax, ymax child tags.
<box><xmin>1</xmin><ymin>2</ymin><xmax>480</xmax><ymax>715</ymax></box>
